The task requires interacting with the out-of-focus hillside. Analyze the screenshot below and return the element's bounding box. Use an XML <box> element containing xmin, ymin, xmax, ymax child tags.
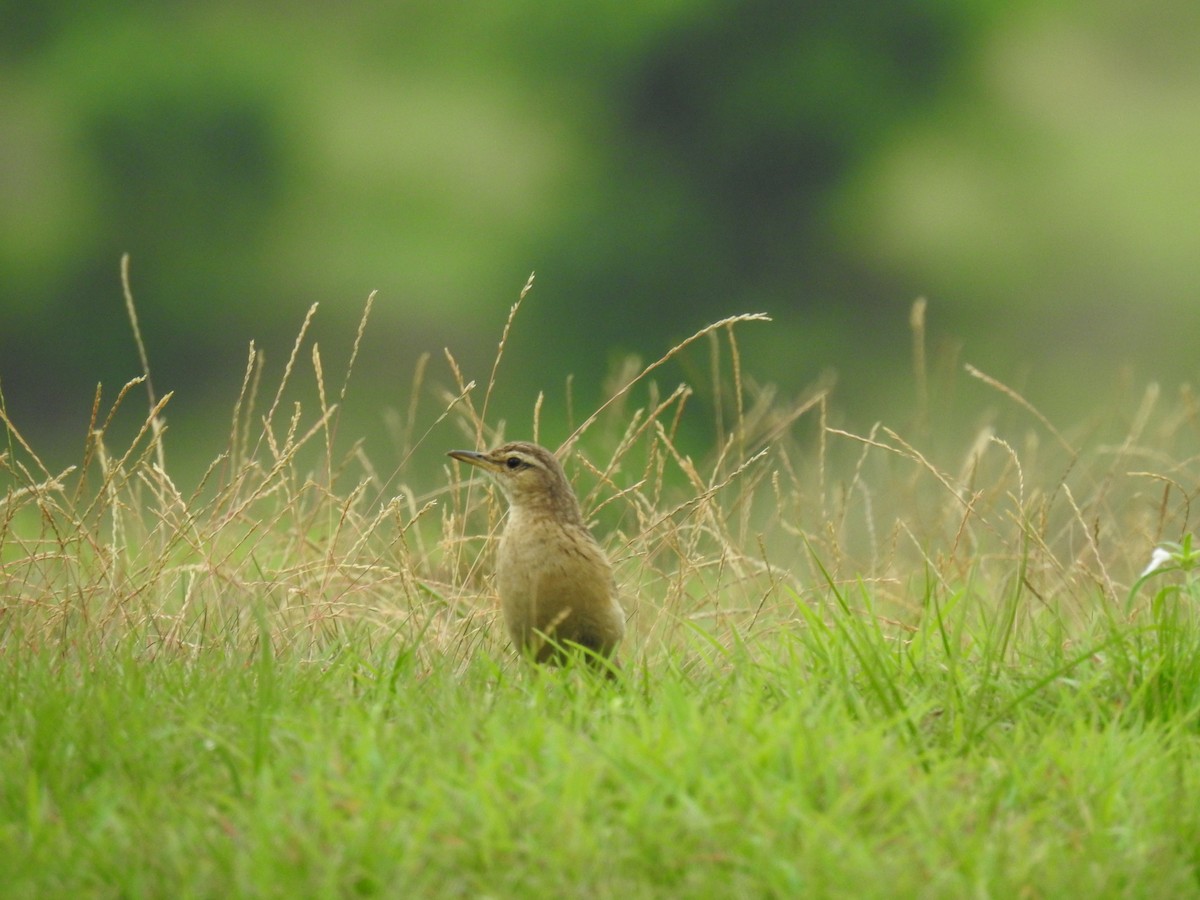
<box><xmin>2</xmin><ymin>0</ymin><xmax>1197</xmax><ymax>479</ymax></box>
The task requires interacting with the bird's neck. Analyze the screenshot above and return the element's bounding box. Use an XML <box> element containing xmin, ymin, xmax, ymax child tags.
<box><xmin>509</xmin><ymin>491</ymin><xmax>585</xmax><ymax>529</ymax></box>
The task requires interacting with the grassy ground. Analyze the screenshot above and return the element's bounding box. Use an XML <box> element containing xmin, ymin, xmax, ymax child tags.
<box><xmin>3</xmin><ymin>287</ymin><xmax>1200</xmax><ymax>897</ymax></box>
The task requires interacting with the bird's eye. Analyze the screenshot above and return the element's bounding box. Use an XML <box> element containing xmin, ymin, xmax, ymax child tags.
<box><xmin>505</xmin><ymin>456</ymin><xmax>523</xmax><ymax>470</ymax></box>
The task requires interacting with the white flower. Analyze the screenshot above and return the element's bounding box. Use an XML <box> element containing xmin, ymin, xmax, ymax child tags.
<box><xmin>1140</xmin><ymin>547</ymin><xmax>1174</xmax><ymax>578</ymax></box>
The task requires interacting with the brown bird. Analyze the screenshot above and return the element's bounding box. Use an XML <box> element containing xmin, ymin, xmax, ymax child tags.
<box><xmin>448</xmin><ymin>441</ymin><xmax>626</xmax><ymax>668</ymax></box>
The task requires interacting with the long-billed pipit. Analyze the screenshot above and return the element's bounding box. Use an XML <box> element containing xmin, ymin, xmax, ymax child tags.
<box><xmin>448</xmin><ymin>441</ymin><xmax>625</xmax><ymax>667</ymax></box>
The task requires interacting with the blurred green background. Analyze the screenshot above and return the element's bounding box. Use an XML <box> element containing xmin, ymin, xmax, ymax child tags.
<box><xmin>3</xmin><ymin>0</ymin><xmax>1199</xmax><ymax>479</ymax></box>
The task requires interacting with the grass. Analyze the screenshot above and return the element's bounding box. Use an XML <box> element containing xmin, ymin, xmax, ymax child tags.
<box><xmin>3</xmin><ymin>273</ymin><xmax>1200</xmax><ymax>896</ymax></box>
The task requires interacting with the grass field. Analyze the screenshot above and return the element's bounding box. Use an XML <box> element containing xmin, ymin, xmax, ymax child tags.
<box><xmin>3</xmin><ymin>286</ymin><xmax>1200</xmax><ymax>897</ymax></box>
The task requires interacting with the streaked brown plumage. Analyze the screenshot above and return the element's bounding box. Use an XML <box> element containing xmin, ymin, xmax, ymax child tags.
<box><xmin>448</xmin><ymin>441</ymin><xmax>625</xmax><ymax>667</ymax></box>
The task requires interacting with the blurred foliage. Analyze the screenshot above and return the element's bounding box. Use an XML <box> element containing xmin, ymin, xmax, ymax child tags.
<box><xmin>2</xmin><ymin>0</ymin><xmax>1199</xmax><ymax>480</ymax></box>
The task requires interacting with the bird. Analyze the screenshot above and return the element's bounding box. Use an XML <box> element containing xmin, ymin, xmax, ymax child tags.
<box><xmin>447</xmin><ymin>441</ymin><xmax>626</xmax><ymax>669</ymax></box>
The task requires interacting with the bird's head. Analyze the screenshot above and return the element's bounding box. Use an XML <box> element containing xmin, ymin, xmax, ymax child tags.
<box><xmin>447</xmin><ymin>441</ymin><xmax>583</xmax><ymax>522</ymax></box>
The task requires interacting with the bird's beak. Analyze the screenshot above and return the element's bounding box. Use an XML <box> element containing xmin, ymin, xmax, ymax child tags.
<box><xmin>447</xmin><ymin>449</ymin><xmax>501</xmax><ymax>472</ymax></box>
